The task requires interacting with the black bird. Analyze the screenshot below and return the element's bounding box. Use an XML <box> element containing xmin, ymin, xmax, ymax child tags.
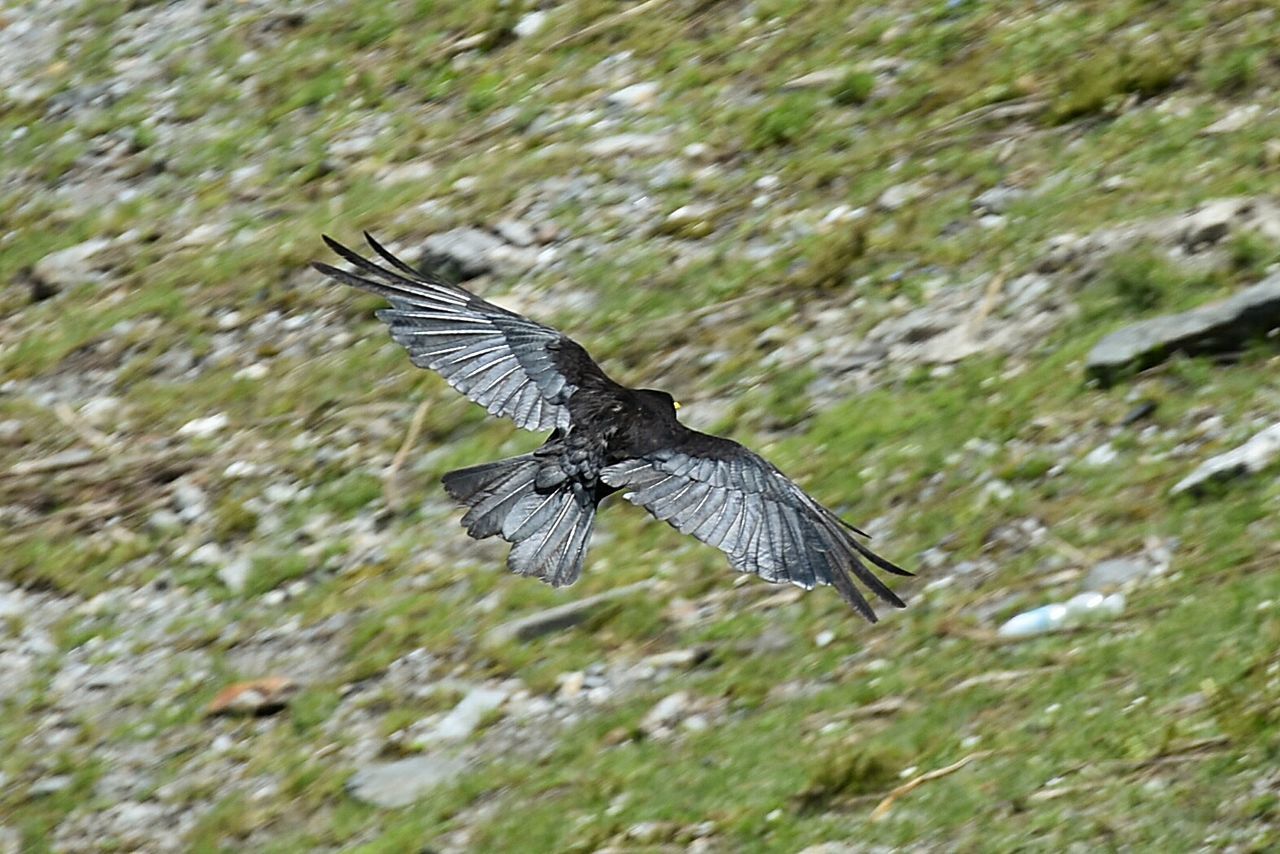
<box><xmin>313</xmin><ymin>234</ymin><xmax>911</xmax><ymax>621</ymax></box>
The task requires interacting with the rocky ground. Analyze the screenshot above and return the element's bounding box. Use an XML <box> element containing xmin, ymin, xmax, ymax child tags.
<box><xmin>2</xmin><ymin>1</ymin><xmax>1279</xmax><ymax>851</ymax></box>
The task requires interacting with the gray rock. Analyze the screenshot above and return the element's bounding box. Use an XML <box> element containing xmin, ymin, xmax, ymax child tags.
<box><xmin>641</xmin><ymin>690</ymin><xmax>691</xmax><ymax>736</ymax></box>
<box><xmin>1084</xmin><ymin>558</ymin><xmax>1152</xmax><ymax>592</ymax></box>
<box><xmin>584</xmin><ymin>133</ymin><xmax>671</xmax><ymax>158</ymax></box>
<box><xmin>29</xmin><ymin>775</ymin><xmax>73</xmax><ymax>796</ymax></box>
<box><xmin>1200</xmin><ymin>104</ymin><xmax>1261</xmax><ymax>136</ymax></box>
<box><xmin>494</xmin><ymin>218</ymin><xmax>537</xmax><ymax>247</ymax></box>
<box><xmin>0</xmin><ymin>590</ymin><xmax>21</xmax><ymax>618</ymax></box>
<box><xmin>877</xmin><ymin>180</ymin><xmax>927</xmax><ymax>211</ymax></box>
<box><xmin>606</xmin><ymin>81</ymin><xmax>659</xmax><ymax>110</ymax></box>
<box><xmin>347</xmin><ymin>755</ymin><xmax>466</xmax><ymax>808</ymax></box>
<box><xmin>973</xmin><ymin>184</ymin><xmax>1027</xmax><ymax>215</ymax></box>
<box><xmin>657</xmin><ymin>203</ymin><xmax>717</xmax><ymax>239</ymax></box>
<box><xmin>1086</xmin><ymin>274</ymin><xmax>1280</xmax><ymax>386</ymax></box>
<box><xmin>0</xmin><ymin>420</ymin><xmax>23</xmax><ymax>444</ymax></box>
<box><xmin>217</xmin><ymin>556</ymin><xmax>252</xmax><ymax>593</ymax></box>
<box><xmin>513</xmin><ymin>10</ymin><xmax>549</xmax><ymax>39</ymax></box>
<box><xmin>376</xmin><ymin>160</ymin><xmax>436</xmax><ymax>186</ymax></box>
<box><xmin>32</xmin><ymin>238</ymin><xmax>114</xmax><ymax>292</ymax></box>
<box><xmin>417</xmin><ymin>228</ymin><xmax>506</xmax><ymax>281</ymax></box>
<box><xmin>1172</xmin><ymin>422</ymin><xmax>1280</xmax><ymax>495</ymax></box>
<box><xmin>79</xmin><ymin>396</ymin><xmax>123</xmax><ymax>427</ymax></box>
<box><xmin>1176</xmin><ymin>197</ymin><xmax>1280</xmax><ymax>252</ymax></box>
<box><xmin>419</xmin><ymin>686</ymin><xmax>508</xmax><ymax>744</ymax></box>
<box><xmin>1081</xmin><ymin>442</ymin><xmax>1119</xmax><ymax>467</ymax></box>
<box><xmin>781</xmin><ymin>67</ymin><xmax>849</xmax><ymax>91</ymax></box>
<box><xmin>177</xmin><ymin>412</ymin><xmax>228</xmax><ymax>438</ymax></box>
<box><xmin>484</xmin><ymin>580</ymin><xmax>654</xmax><ymax>646</ymax></box>
<box><xmin>1181</xmin><ymin>198</ymin><xmax>1241</xmax><ymax>249</ymax></box>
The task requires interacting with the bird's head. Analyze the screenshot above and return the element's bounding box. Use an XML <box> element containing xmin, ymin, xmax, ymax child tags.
<box><xmin>637</xmin><ymin>389</ymin><xmax>681</xmax><ymax>421</ymax></box>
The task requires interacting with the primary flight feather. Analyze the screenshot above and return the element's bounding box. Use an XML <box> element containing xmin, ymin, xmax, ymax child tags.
<box><xmin>313</xmin><ymin>233</ymin><xmax>911</xmax><ymax>622</ymax></box>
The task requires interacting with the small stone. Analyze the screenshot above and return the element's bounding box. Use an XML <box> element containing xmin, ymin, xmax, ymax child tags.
<box><xmin>224</xmin><ymin>460</ymin><xmax>262</xmax><ymax>478</ymax></box>
<box><xmin>218</xmin><ymin>556</ymin><xmax>252</xmax><ymax>593</ymax></box>
<box><xmin>1081</xmin><ymin>443</ymin><xmax>1119</xmax><ymax>467</ymax></box>
<box><xmin>1264</xmin><ymin>139</ymin><xmax>1280</xmax><ymax>168</ymax></box>
<box><xmin>641</xmin><ymin>690</ymin><xmax>691</xmax><ymax>735</ymax></box>
<box><xmin>417</xmin><ymin>228</ymin><xmax>506</xmax><ymax>281</ymax></box>
<box><xmin>1200</xmin><ymin>104</ymin><xmax>1261</xmax><ymax>136</ymax></box>
<box><xmin>178</xmin><ymin>413</ymin><xmax>229</xmax><ymax>438</ymax></box>
<box><xmin>0</xmin><ymin>420</ymin><xmax>23</xmax><ymax>444</ymax></box>
<box><xmin>781</xmin><ymin>67</ymin><xmax>848</xmax><ymax>91</ymax></box>
<box><xmin>877</xmin><ymin>181</ymin><xmax>927</xmax><ymax>212</ymax></box>
<box><xmin>973</xmin><ymin>184</ymin><xmax>1027</xmax><ymax>215</ymax></box>
<box><xmin>32</xmin><ymin>238</ymin><xmax>113</xmax><ymax>292</ymax></box>
<box><xmin>557</xmin><ymin>671</ymin><xmax>586</xmax><ymax>699</ymax></box>
<box><xmin>347</xmin><ymin>755</ymin><xmax>467</xmax><ymax>808</ymax></box>
<box><xmin>814</xmin><ymin>630</ymin><xmax>835</xmax><ymax>648</ymax></box>
<box><xmin>419</xmin><ymin>686</ymin><xmax>508</xmax><ymax>744</ymax></box>
<box><xmin>513</xmin><ymin>10</ymin><xmax>548</xmax><ymax>39</ymax></box>
<box><xmin>1172</xmin><ymin>422</ymin><xmax>1280</xmax><ymax>495</ymax></box>
<box><xmin>658</xmin><ymin>203</ymin><xmax>716</xmax><ymax>239</ymax></box>
<box><xmin>683</xmin><ymin>142</ymin><xmax>712</xmax><ymax>160</ymax></box>
<box><xmin>29</xmin><ymin>775</ymin><xmax>73</xmax><ymax>796</ymax></box>
<box><xmin>0</xmin><ymin>590</ymin><xmax>22</xmax><ymax>618</ymax></box>
<box><xmin>584</xmin><ymin>133</ymin><xmax>670</xmax><ymax>158</ymax></box>
<box><xmin>377</xmin><ymin>160</ymin><xmax>436</xmax><ymax>186</ymax></box>
<box><xmin>607</xmin><ymin>81</ymin><xmax>659</xmax><ymax>110</ymax></box>
<box><xmin>494</xmin><ymin>219</ymin><xmax>537</xmax><ymax>247</ymax></box>
<box><xmin>177</xmin><ymin>222</ymin><xmax>227</xmax><ymax>247</ymax></box>
<box><xmin>189</xmin><ymin>542</ymin><xmax>226</xmax><ymax>566</ymax></box>
<box><xmin>626</xmin><ymin>821</ymin><xmax>676</xmax><ymax>843</ymax></box>
<box><xmin>639</xmin><ymin>648</ymin><xmax>707</xmax><ymax>670</ymax></box>
<box><xmin>1181</xmin><ymin>198</ymin><xmax>1245</xmax><ymax>249</ymax></box>
<box><xmin>146</xmin><ymin>508</ymin><xmax>182</xmax><ymax>535</ymax></box>
<box><xmin>1084</xmin><ymin>558</ymin><xmax>1152</xmax><ymax>592</ymax></box>
<box><xmin>79</xmin><ymin>396</ymin><xmax>122</xmax><ymax>427</ymax></box>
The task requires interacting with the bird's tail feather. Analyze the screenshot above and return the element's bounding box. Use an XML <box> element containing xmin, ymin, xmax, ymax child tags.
<box><xmin>442</xmin><ymin>456</ymin><xmax>595</xmax><ymax>587</ymax></box>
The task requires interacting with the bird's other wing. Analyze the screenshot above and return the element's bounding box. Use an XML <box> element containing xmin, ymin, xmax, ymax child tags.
<box><xmin>313</xmin><ymin>233</ymin><xmax>611</xmax><ymax>432</ymax></box>
<box><xmin>601</xmin><ymin>429</ymin><xmax>911</xmax><ymax>622</ymax></box>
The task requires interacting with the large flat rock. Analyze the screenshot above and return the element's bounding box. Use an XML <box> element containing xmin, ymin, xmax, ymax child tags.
<box><xmin>1086</xmin><ymin>274</ymin><xmax>1280</xmax><ymax>386</ymax></box>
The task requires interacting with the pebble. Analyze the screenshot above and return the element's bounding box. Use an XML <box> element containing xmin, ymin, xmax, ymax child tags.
<box><xmin>347</xmin><ymin>755</ymin><xmax>467</xmax><ymax>808</ymax></box>
<box><xmin>177</xmin><ymin>413</ymin><xmax>228</xmax><ymax>438</ymax></box>
<box><xmin>607</xmin><ymin>81</ymin><xmax>659</xmax><ymax>110</ymax></box>
<box><xmin>584</xmin><ymin>133</ymin><xmax>671</xmax><ymax>158</ymax></box>
<box><xmin>32</xmin><ymin>238</ymin><xmax>114</xmax><ymax>291</ymax></box>
<box><xmin>418</xmin><ymin>686</ymin><xmax>509</xmax><ymax>744</ymax></box>
<box><xmin>1172</xmin><ymin>421</ymin><xmax>1280</xmax><ymax>495</ymax></box>
<box><xmin>877</xmin><ymin>180</ymin><xmax>927</xmax><ymax>211</ymax></box>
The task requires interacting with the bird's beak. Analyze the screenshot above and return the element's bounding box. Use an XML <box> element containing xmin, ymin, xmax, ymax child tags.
<box><xmin>674</xmin><ymin>401</ymin><xmax>681</xmax><ymax>410</ymax></box>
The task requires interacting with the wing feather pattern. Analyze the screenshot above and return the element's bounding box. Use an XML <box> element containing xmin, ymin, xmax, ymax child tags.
<box><xmin>602</xmin><ymin>431</ymin><xmax>911</xmax><ymax>622</ymax></box>
<box><xmin>313</xmin><ymin>233</ymin><xmax>610</xmax><ymax>432</ymax></box>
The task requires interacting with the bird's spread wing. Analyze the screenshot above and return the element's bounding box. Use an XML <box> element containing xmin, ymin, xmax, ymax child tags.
<box><xmin>313</xmin><ymin>233</ymin><xmax>609</xmax><ymax>432</ymax></box>
<box><xmin>601</xmin><ymin>430</ymin><xmax>911</xmax><ymax>622</ymax></box>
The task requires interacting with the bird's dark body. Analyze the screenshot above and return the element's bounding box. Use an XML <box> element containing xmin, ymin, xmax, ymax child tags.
<box><xmin>314</xmin><ymin>233</ymin><xmax>911</xmax><ymax>622</ymax></box>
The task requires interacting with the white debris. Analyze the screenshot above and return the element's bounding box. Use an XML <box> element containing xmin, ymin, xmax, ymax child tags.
<box><xmin>997</xmin><ymin>592</ymin><xmax>1126</xmax><ymax>638</ymax></box>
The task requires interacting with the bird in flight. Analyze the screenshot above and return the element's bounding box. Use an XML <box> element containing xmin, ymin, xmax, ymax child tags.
<box><xmin>313</xmin><ymin>234</ymin><xmax>911</xmax><ymax>621</ymax></box>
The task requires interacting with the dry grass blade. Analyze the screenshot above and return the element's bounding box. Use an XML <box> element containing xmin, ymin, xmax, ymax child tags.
<box><xmin>384</xmin><ymin>399</ymin><xmax>431</xmax><ymax>510</ymax></box>
<box><xmin>870</xmin><ymin>751</ymin><xmax>992</xmax><ymax>822</ymax></box>
<box><xmin>545</xmin><ymin>0</ymin><xmax>677</xmax><ymax>51</ymax></box>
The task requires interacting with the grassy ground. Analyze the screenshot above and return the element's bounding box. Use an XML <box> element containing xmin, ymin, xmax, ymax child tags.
<box><xmin>2</xmin><ymin>0</ymin><xmax>1279</xmax><ymax>850</ymax></box>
